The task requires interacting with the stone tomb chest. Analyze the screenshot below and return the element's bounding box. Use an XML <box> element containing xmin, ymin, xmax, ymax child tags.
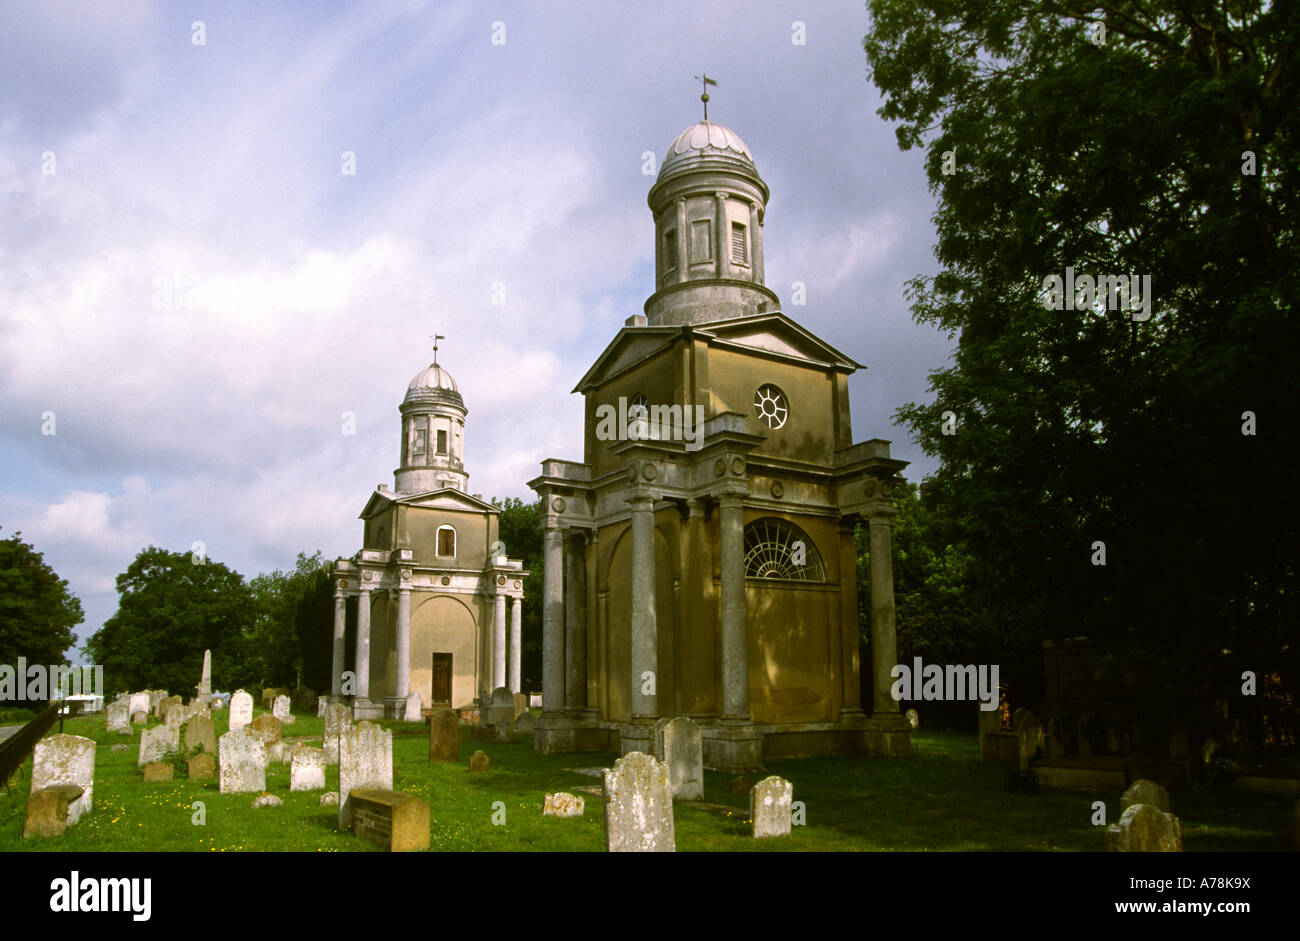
<box><xmin>348</xmin><ymin>789</ymin><xmax>429</xmax><ymax>852</ymax></box>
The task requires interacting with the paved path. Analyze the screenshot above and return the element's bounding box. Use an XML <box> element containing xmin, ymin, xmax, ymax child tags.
<box><xmin>0</xmin><ymin>724</ymin><xmax>21</xmax><ymax>745</ymax></box>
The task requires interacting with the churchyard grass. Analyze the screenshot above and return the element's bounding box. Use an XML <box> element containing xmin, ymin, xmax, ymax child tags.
<box><xmin>0</xmin><ymin>713</ymin><xmax>1289</xmax><ymax>851</ymax></box>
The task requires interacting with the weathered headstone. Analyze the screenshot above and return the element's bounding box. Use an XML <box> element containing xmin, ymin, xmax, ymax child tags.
<box><xmin>187</xmin><ymin>752</ymin><xmax>215</xmax><ymax>780</ymax></box>
<box><xmin>338</xmin><ymin>721</ymin><xmax>393</xmax><ymax>829</ymax></box>
<box><xmin>1121</xmin><ymin>779</ymin><xmax>1171</xmax><ymax>813</ymax></box>
<box><xmin>138</xmin><ymin>725</ymin><xmax>175</xmax><ymax>767</ymax></box>
<box><xmin>320</xmin><ymin>792</ymin><xmax>339</xmax><ymax>806</ymax></box>
<box><xmin>128</xmin><ymin>692</ymin><xmax>150</xmax><ymax>720</ymax></box>
<box><xmin>291</xmin><ymin>687</ymin><xmax>317</xmax><ymax>713</ymax></box>
<box><xmin>905</xmin><ymin>708</ymin><xmax>920</xmax><ymax>729</ymax></box>
<box><xmin>403</xmin><ymin>690</ymin><xmax>422</xmax><ymax>721</ymax></box>
<box><xmin>488</xmin><ymin>686</ymin><xmax>515</xmax><ymax>740</ymax></box>
<box><xmin>317</xmin><ymin>695</ymin><xmax>330</xmax><ymax>718</ymax></box>
<box><xmin>751</xmin><ymin>775</ymin><xmax>794</xmax><ymax>838</ymax></box>
<box><xmin>143</xmin><ymin>761</ymin><xmax>173</xmax><ymax>782</ymax></box>
<box><xmin>164</xmin><ymin>703</ymin><xmax>184</xmax><ymax>731</ymax></box>
<box><xmin>603</xmin><ymin>752</ymin><xmax>674</xmax><ymax>852</ymax></box>
<box><xmin>248</xmin><ymin>713</ymin><xmax>282</xmax><ymax>745</ymax></box>
<box><xmin>429</xmin><ymin>709</ymin><xmax>459</xmax><ymax>763</ymax></box>
<box><xmin>544</xmin><ymin>792</ymin><xmax>584</xmax><ymax>817</ymax></box>
<box><xmin>218</xmin><ymin>728</ymin><xmax>267</xmax><ymax>794</ymax></box>
<box><xmin>110</xmin><ymin>743</ymin><xmax>130</xmax><ymax>753</ymax></box>
<box><xmin>1015</xmin><ymin>708</ymin><xmax>1043</xmax><ymax>771</ymax></box>
<box><xmin>291</xmin><ymin>745</ymin><xmax>327</xmax><ymax>791</ymax></box>
<box><xmin>469</xmin><ymin>750</ymin><xmax>489</xmax><ymax>772</ymax></box>
<box><xmin>183</xmin><ymin>714</ymin><xmax>217</xmax><ymax>756</ymax></box>
<box><xmin>159</xmin><ymin>695</ymin><xmax>183</xmax><ymax>720</ymax></box>
<box><xmin>730</xmin><ymin>774</ymin><xmax>754</xmax><ymax>795</ymax></box>
<box><xmin>106</xmin><ymin>698</ymin><xmax>130</xmax><ymax>734</ymax></box>
<box><xmin>515</xmin><ymin>712</ymin><xmax>535</xmax><ymax>735</ymax></box>
<box><xmin>267</xmin><ymin>741</ymin><xmax>293</xmax><ymax>764</ymax></box>
<box><xmin>653</xmin><ymin>716</ymin><xmax>703</xmax><ymax>801</ymax></box>
<box><xmin>513</xmin><ymin>692</ymin><xmax>528</xmax><ymax>719</ymax></box>
<box><xmin>272</xmin><ymin>694</ymin><xmax>294</xmax><ymax>725</ymax></box>
<box><xmin>24</xmin><ymin>785</ymin><xmax>83</xmax><ymax>838</ymax></box>
<box><xmin>31</xmin><ymin>734</ymin><xmax>95</xmax><ymax>825</ymax></box>
<box><xmin>147</xmin><ymin>689</ymin><xmax>167</xmax><ymax>714</ymax></box>
<box><xmin>229</xmin><ymin>690</ymin><xmax>253</xmax><ymax>731</ymax></box>
<box><xmin>252</xmin><ymin>794</ymin><xmax>282</xmax><ymax>809</ymax></box>
<box><xmin>323</xmin><ymin>702</ymin><xmax>352</xmax><ymax>764</ymax></box>
<box><xmin>1106</xmin><ymin>803</ymin><xmax>1183</xmax><ymax>852</ymax></box>
<box><xmin>184</xmin><ymin>698</ymin><xmax>210</xmax><ymax>722</ymax></box>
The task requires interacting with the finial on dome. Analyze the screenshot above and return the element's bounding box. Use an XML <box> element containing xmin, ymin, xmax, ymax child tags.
<box><xmin>429</xmin><ymin>332</ymin><xmax>445</xmax><ymax>366</ymax></box>
<box><xmin>694</xmin><ymin>73</ymin><xmax>717</xmax><ymax>121</ymax></box>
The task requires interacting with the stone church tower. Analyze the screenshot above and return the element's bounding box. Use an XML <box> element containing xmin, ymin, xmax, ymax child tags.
<box><xmin>332</xmin><ymin>359</ymin><xmax>526</xmax><ymax>720</ymax></box>
<box><xmin>528</xmin><ymin>117</ymin><xmax>911</xmax><ymax>769</ymax></box>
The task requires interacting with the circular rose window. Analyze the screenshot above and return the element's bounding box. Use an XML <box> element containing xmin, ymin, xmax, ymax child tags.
<box><xmin>753</xmin><ymin>384</ymin><xmax>788</xmax><ymax>429</ymax></box>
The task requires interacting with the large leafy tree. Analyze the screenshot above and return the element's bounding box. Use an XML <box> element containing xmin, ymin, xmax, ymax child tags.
<box><xmin>249</xmin><ymin>551</ymin><xmax>331</xmax><ymax>689</ymax></box>
<box><xmin>0</xmin><ymin>529</ymin><xmax>83</xmax><ymax>669</ymax></box>
<box><xmin>85</xmin><ymin>546</ymin><xmax>257</xmax><ymax>697</ymax></box>
<box><xmin>494</xmin><ymin>496</ymin><xmax>542</xmax><ymax>690</ymax></box>
<box><xmin>864</xmin><ymin>2</ymin><xmax>1298</xmax><ymax>705</ymax></box>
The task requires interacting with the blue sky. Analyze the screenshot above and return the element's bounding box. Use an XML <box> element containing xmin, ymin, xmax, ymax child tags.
<box><xmin>0</xmin><ymin>0</ymin><xmax>952</xmax><ymax>656</ymax></box>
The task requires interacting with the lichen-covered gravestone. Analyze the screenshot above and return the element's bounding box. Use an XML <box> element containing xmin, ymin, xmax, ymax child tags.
<box><xmin>469</xmin><ymin>750</ymin><xmax>489</xmax><ymax>772</ymax></box>
<box><xmin>218</xmin><ymin>728</ymin><xmax>267</xmax><ymax>794</ymax></box>
<box><xmin>338</xmin><ymin>721</ymin><xmax>393</xmax><ymax>829</ymax></box>
<box><xmin>183</xmin><ymin>714</ymin><xmax>217</xmax><ymax>756</ymax></box>
<box><xmin>291</xmin><ymin>745</ymin><xmax>327</xmax><ymax>791</ymax></box>
<box><xmin>750</xmin><ymin>775</ymin><xmax>793</xmax><ymax>839</ymax></box>
<box><xmin>603</xmin><ymin>751</ymin><xmax>674</xmax><ymax>852</ymax></box>
<box><xmin>653</xmin><ymin>716</ymin><xmax>703</xmax><ymax>801</ymax></box>
<box><xmin>1106</xmin><ymin>803</ymin><xmax>1183</xmax><ymax>852</ymax></box>
<box><xmin>428</xmin><ymin>709</ymin><xmax>459</xmax><ymax>763</ymax></box>
<box><xmin>228</xmin><ymin>690</ymin><xmax>253</xmax><ymax>731</ymax></box>
<box><xmin>323</xmin><ymin>702</ymin><xmax>352</xmax><ymax>764</ymax></box>
<box><xmin>1121</xmin><ymin>779</ymin><xmax>1171</xmax><ymax>813</ymax></box>
<box><xmin>106</xmin><ymin>698</ymin><xmax>130</xmax><ymax>734</ymax></box>
<box><xmin>488</xmin><ymin>686</ymin><xmax>515</xmax><ymax>740</ymax></box>
<box><xmin>403</xmin><ymin>690</ymin><xmax>422</xmax><ymax>721</ymax></box>
<box><xmin>544</xmin><ymin>792</ymin><xmax>584</xmax><ymax>817</ymax></box>
<box><xmin>187</xmin><ymin>753</ymin><xmax>215</xmax><ymax>780</ymax></box>
<box><xmin>248</xmin><ymin>713</ymin><xmax>282</xmax><ymax>745</ymax></box>
<box><xmin>272</xmin><ymin>694</ymin><xmax>294</xmax><ymax>725</ymax></box>
<box><xmin>164</xmin><ymin>703</ymin><xmax>184</xmax><ymax>731</ymax></box>
<box><xmin>138</xmin><ymin>725</ymin><xmax>175</xmax><ymax>767</ymax></box>
<box><xmin>31</xmin><ymin>734</ymin><xmax>95</xmax><ymax>826</ymax></box>
<box><xmin>317</xmin><ymin>695</ymin><xmax>330</xmax><ymax>718</ymax></box>
<box><xmin>128</xmin><ymin>692</ymin><xmax>150</xmax><ymax>721</ymax></box>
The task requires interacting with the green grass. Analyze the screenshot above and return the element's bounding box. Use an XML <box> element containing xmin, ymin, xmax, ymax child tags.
<box><xmin>1</xmin><ymin>714</ymin><xmax>1291</xmax><ymax>851</ymax></box>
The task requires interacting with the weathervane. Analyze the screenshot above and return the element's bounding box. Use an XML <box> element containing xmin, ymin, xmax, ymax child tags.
<box><xmin>430</xmin><ymin>333</ymin><xmax>445</xmax><ymax>366</ymax></box>
<box><xmin>694</xmin><ymin>73</ymin><xmax>717</xmax><ymax>121</ymax></box>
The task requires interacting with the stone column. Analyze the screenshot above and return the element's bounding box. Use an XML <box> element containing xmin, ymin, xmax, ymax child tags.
<box><xmin>493</xmin><ymin>590</ymin><xmax>507</xmax><ymax>691</ymax></box>
<box><xmin>674</xmin><ymin>197</ymin><xmax>688</xmax><ymax>282</ymax></box>
<box><xmin>718</xmin><ymin>491</ymin><xmax>749</xmax><ymax>719</ymax></box>
<box><xmin>749</xmin><ymin>200</ymin><xmax>764</xmax><ymax>284</ymax></box>
<box><xmin>331</xmin><ymin>586</ymin><xmax>346</xmax><ymax>698</ymax></box>
<box><xmin>395</xmin><ymin>582</ymin><xmax>410</xmax><ymax>700</ymax></box>
<box><xmin>867</xmin><ymin>496</ymin><xmax>901</xmax><ymax>716</ymax></box>
<box><xmin>565</xmin><ymin>533</ymin><xmax>587</xmax><ymax>712</ymax></box>
<box><xmin>628</xmin><ymin>490</ymin><xmax>658</xmax><ymax>718</ymax></box>
<box><xmin>542</xmin><ymin>526</ymin><xmax>565</xmax><ymax>714</ymax></box>
<box><xmin>714</xmin><ymin>192</ymin><xmax>730</xmax><ymax>280</ymax></box>
<box><xmin>355</xmin><ymin>586</ymin><xmax>371</xmax><ymax>701</ymax></box>
<box><xmin>509</xmin><ymin>597</ymin><xmax>522</xmax><ymax>693</ymax></box>
<box><xmin>837</xmin><ymin>520</ymin><xmax>863</xmax><ymax>716</ymax></box>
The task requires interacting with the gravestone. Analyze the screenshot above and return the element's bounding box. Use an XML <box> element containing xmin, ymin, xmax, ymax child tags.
<box><xmin>751</xmin><ymin>775</ymin><xmax>793</xmax><ymax>838</ymax></box>
<box><xmin>544</xmin><ymin>792</ymin><xmax>584</xmax><ymax>817</ymax></box>
<box><xmin>183</xmin><ymin>715</ymin><xmax>217</xmax><ymax>756</ymax></box>
<box><xmin>267</xmin><ymin>741</ymin><xmax>293</xmax><ymax>764</ymax></box>
<box><xmin>403</xmin><ymin>690</ymin><xmax>422</xmax><ymax>721</ymax></box>
<box><xmin>164</xmin><ymin>703</ymin><xmax>184</xmax><ymax>730</ymax></box>
<box><xmin>106</xmin><ymin>698</ymin><xmax>130</xmax><ymax>734</ymax></box>
<box><xmin>1015</xmin><ymin>708</ymin><xmax>1043</xmax><ymax>771</ymax></box>
<box><xmin>1106</xmin><ymin>803</ymin><xmax>1183</xmax><ymax>852</ymax></box>
<box><xmin>24</xmin><ymin>785</ymin><xmax>83</xmax><ymax>839</ymax></box>
<box><xmin>31</xmin><ymin>734</ymin><xmax>95</xmax><ymax>825</ymax></box>
<box><xmin>143</xmin><ymin>761</ymin><xmax>173</xmax><ymax>782</ymax></box>
<box><xmin>317</xmin><ymin>695</ymin><xmax>330</xmax><ymax>718</ymax></box>
<box><xmin>516</xmin><ymin>713</ymin><xmax>535</xmax><ymax>735</ymax></box>
<box><xmin>513</xmin><ymin>692</ymin><xmax>528</xmax><ymax>719</ymax></box>
<box><xmin>338</xmin><ymin>722</ymin><xmax>393</xmax><ymax>829</ymax></box>
<box><xmin>469</xmin><ymin>750</ymin><xmax>489</xmax><ymax>772</ymax></box>
<box><xmin>159</xmin><ymin>695</ymin><xmax>182</xmax><ymax>720</ymax></box>
<box><xmin>252</xmin><ymin>795</ymin><xmax>282</xmax><ymax>809</ymax></box>
<box><xmin>905</xmin><ymin>708</ymin><xmax>920</xmax><ymax>729</ymax></box>
<box><xmin>428</xmin><ymin>709</ymin><xmax>459</xmax><ymax>763</ymax></box>
<box><xmin>218</xmin><ymin>728</ymin><xmax>267</xmax><ymax>793</ymax></box>
<box><xmin>603</xmin><ymin>752</ymin><xmax>674</xmax><ymax>852</ymax></box>
<box><xmin>228</xmin><ymin>690</ymin><xmax>253</xmax><ymax>731</ymax></box>
<box><xmin>324</xmin><ymin>702</ymin><xmax>352</xmax><ymax>764</ymax></box>
<box><xmin>148</xmin><ymin>689</ymin><xmax>167</xmax><ymax>714</ymax></box>
<box><xmin>195</xmin><ymin>648</ymin><xmax>211</xmax><ymax>703</ymax></box>
<box><xmin>128</xmin><ymin>692</ymin><xmax>149</xmax><ymax>720</ymax></box>
<box><xmin>272</xmin><ymin>695</ymin><xmax>294</xmax><ymax>725</ymax></box>
<box><xmin>291</xmin><ymin>745</ymin><xmax>326</xmax><ymax>791</ymax></box>
<box><xmin>1047</xmin><ymin>716</ymin><xmax>1069</xmax><ymax>759</ymax></box>
<box><xmin>653</xmin><ymin>716</ymin><xmax>703</xmax><ymax>801</ymax></box>
<box><xmin>187</xmin><ymin>752</ymin><xmax>215</xmax><ymax>780</ymax></box>
<box><xmin>488</xmin><ymin>686</ymin><xmax>515</xmax><ymax>740</ymax></box>
<box><xmin>730</xmin><ymin>775</ymin><xmax>754</xmax><ymax>795</ymax></box>
<box><xmin>1121</xmin><ymin>779</ymin><xmax>1171</xmax><ymax>813</ymax></box>
<box><xmin>248</xmin><ymin>713</ymin><xmax>282</xmax><ymax>745</ymax></box>
<box><xmin>138</xmin><ymin>725</ymin><xmax>175</xmax><ymax>767</ymax></box>
<box><xmin>320</xmin><ymin>792</ymin><xmax>339</xmax><ymax>806</ymax></box>
<box><xmin>110</xmin><ymin>743</ymin><xmax>129</xmax><ymax>753</ymax></box>
<box><xmin>184</xmin><ymin>699</ymin><xmax>210</xmax><ymax>722</ymax></box>
<box><xmin>130</xmin><ymin>711</ymin><xmax>147</xmax><ymax>725</ymax></box>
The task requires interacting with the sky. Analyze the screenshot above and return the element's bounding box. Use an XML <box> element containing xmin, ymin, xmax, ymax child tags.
<box><xmin>0</xmin><ymin>0</ymin><xmax>953</xmax><ymax>658</ymax></box>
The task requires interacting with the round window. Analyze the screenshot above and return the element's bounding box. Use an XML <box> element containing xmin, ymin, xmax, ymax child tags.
<box><xmin>753</xmin><ymin>384</ymin><xmax>788</xmax><ymax>429</ymax></box>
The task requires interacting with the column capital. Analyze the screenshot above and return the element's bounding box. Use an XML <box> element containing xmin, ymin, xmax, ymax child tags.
<box><xmin>717</xmin><ymin>489</ymin><xmax>747</xmax><ymax>508</ymax></box>
<box><xmin>714</xmin><ymin>191</ymin><xmax>729</xmax><ymax>200</ymax></box>
<box><xmin>685</xmin><ymin>497</ymin><xmax>706</xmax><ymax>518</ymax></box>
<box><xmin>626</xmin><ymin>488</ymin><xmax>657</xmax><ymax>507</ymax></box>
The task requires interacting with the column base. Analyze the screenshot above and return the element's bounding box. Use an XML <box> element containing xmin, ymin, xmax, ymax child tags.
<box><xmin>859</xmin><ymin>712</ymin><xmax>913</xmax><ymax>757</ymax></box>
<box><xmin>533</xmin><ymin>714</ymin><xmax>612</xmax><ymax>754</ymax></box>
<box><xmin>701</xmin><ymin>720</ymin><xmax>765</xmax><ymax>773</ymax></box>
<box><xmin>350</xmin><ymin>698</ymin><xmax>385</xmax><ymax>721</ymax></box>
<box><xmin>620</xmin><ymin>718</ymin><xmax>657</xmax><ymax>757</ymax></box>
<box><xmin>383</xmin><ymin>697</ymin><xmax>407</xmax><ymax>720</ymax></box>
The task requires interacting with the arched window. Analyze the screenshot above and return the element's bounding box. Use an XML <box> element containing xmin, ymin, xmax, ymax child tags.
<box><xmin>436</xmin><ymin>525</ymin><xmax>456</xmax><ymax>558</ymax></box>
<box><xmin>743</xmin><ymin>518</ymin><xmax>824</xmax><ymax>581</ymax></box>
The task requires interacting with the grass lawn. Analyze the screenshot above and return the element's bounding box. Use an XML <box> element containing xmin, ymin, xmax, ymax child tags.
<box><xmin>1</xmin><ymin>711</ymin><xmax>1291</xmax><ymax>851</ymax></box>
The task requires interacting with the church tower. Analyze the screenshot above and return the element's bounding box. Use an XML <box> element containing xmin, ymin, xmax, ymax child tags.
<box><xmin>395</xmin><ymin>361</ymin><xmax>468</xmax><ymax>494</ymax></box>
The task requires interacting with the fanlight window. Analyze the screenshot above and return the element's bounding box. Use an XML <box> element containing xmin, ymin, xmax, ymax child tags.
<box><xmin>436</xmin><ymin>525</ymin><xmax>456</xmax><ymax>558</ymax></box>
<box><xmin>753</xmin><ymin>384</ymin><xmax>788</xmax><ymax>429</ymax></box>
<box><xmin>743</xmin><ymin>518</ymin><xmax>824</xmax><ymax>581</ymax></box>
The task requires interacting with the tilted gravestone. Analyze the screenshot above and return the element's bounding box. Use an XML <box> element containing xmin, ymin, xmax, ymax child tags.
<box><xmin>272</xmin><ymin>695</ymin><xmax>294</xmax><ymax>725</ymax></box>
<box><xmin>428</xmin><ymin>709</ymin><xmax>459</xmax><ymax>763</ymax></box>
<box><xmin>106</xmin><ymin>698</ymin><xmax>130</xmax><ymax>734</ymax></box>
<box><xmin>603</xmin><ymin>752</ymin><xmax>674</xmax><ymax>852</ymax></box>
<box><xmin>218</xmin><ymin>728</ymin><xmax>267</xmax><ymax>794</ymax></box>
<box><xmin>1106</xmin><ymin>803</ymin><xmax>1183</xmax><ymax>852</ymax></box>
<box><xmin>750</xmin><ymin>775</ymin><xmax>793</xmax><ymax>838</ymax></box>
<box><xmin>653</xmin><ymin>716</ymin><xmax>703</xmax><ymax>801</ymax></box>
<box><xmin>24</xmin><ymin>785</ymin><xmax>83</xmax><ymax>838</ymax></box>
<box><xmin>228</xmin><ymin>690</ymin><xmax>253</xmax><ymax>731</ymax></box>
<box><xmin>248</xmin><ymin>713</ymin><xmax>282</xmax><ymax>745</ymax></box>
<box><xmin>138</xmin><ymin>725</ymin><xmax>175</xmax><ymax>767</ymax></box>
<box><xmin>164</xmin><ymin>703</ymin><xmax>184</xmax><ymax>730</ymax></box>
<box><xmin>183</xmin><ymin>715</ymin><xmax>217</xmax><ymax>756</ymax></box>
<box><xmin>323</xmin><ymin>702</ymin><xmax>352</xmax><ymax>764</ymax></box>
<box><xmin>338</xmin><ymin>721</ymin><xmax>393</xmax><ymax>830</ymax></box>
<box><xmin>31</xmin><ymin>734</ymin><xmax>95</xmax><ymax>826</ymax></box>
<box><xmin>290</xmin><ymin>745</ymin><xmax>326</xmax><ymax>791</ymax></box>
<box><xmin>1121</xmin><ymin>779</ymin><xmax>1171</xmax><ymax>813</ymax></box>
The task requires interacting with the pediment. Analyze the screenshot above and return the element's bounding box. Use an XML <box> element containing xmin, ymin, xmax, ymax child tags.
<box><xmin>359</xmin><ymin>487</ymin><xmax>497</xmax><ymax>519</ymax></box>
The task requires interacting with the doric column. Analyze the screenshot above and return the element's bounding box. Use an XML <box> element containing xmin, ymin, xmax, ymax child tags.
<box><xmin>542</xmin><ymin>526</ymin><xmax>565</xmax><ymax>713</ymax></box>
<box><xmin>749</xmin><ymin>200</ymin><xmax>764</xmax><ymax>284</ymax></box>
<box><xmin>837</xmin><ymin>520</ymin><xmax>862</xmax><ymax>715</ymax></box>
<box><xmin>493</xmin><ymin>589</ymin><xmax>507</xmax><ymax>691</ymax></box>
<box><xmin>718</xmin><ymin>491</ymin><xmax>749</xmax><ymax>718</ymax></box>
<box><xmin>866</xmin><ymin>486</ymin><xmax>901</xmax><ymax>715</ymax></box>
<box><xmin>565</xmin><ymin>533</ymin><xmax>587</xmax><ymax>712</ymax></box>
<box><xmin>714</xmin><ymin>192</ymin><xmax>730</xmax><ymax>280</ymax></box>
<box><xmin>355</xmin><ymin>586</ymin><xmax>371</xmax><ymax>700</ymax></box>
<box><xmin>674</xmin><ymin>197</ymin><xmax>688</xmax><ymax>282</ymax></box>
<box><xmin>509</xmin><ymin>597</ymin><xmax>522</xmax><ymax>693</ymax></box>
<box><xmin>628</xmin><ymin>490</ymin><xmax>658</xmax><ymax>718</ymax></box>
<box><xmin>395</xmin><ymin>581</ymin><xmax>411</xmax><ymax>700</ymax></box>
<box><xmin>331</xmin><ymin>584</ymin><xmax>346</xmax><ymax>698</ymax></box>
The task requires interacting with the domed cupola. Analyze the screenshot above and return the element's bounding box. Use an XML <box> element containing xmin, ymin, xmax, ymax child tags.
<box><xmin>395</xmin><ymin>359</ymin><xmax>469</xmax><ymax>494</ymax></box>
<box><xmin>644</xmin><ymin>118</ymin><xmax>779</xmax><ymax>326</ymax></box>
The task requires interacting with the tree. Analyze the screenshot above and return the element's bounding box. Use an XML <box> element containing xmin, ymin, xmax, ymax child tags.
<box><xmin>295</xmin><ymin>559</ymin><xmax>336</xmax><ymax>694</ymax></box>
<box><xmin>248</xmin><ymin>551</ymin><xmax>331</xmax><ymax>689</ymax></box>
<box><xmin>84</xmin><ymin>546</ymin><xmax>257</xmax><ymax>697</ymax></box>
<box><xmin>493</xmin><ymin>496</ymin><xmax>542</xmax><ymax>690</ymax></box>
<box><xmin>863</xmin><ymin>2</ymin><xmax>1299</xmax><ymax>705</ymax></box>
<box><xmin>0</xmin><ymin>529</ymin><xmax>83</xmax><ymax>669</ymax></box>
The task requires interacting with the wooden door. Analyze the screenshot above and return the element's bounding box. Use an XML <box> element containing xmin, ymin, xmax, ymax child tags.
<box><xmin>431</xmin><ymin>653</ymin><xmax>452</xmax><ymax>704</ymax></box>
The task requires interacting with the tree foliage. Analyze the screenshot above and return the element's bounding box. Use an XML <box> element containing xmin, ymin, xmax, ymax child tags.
<box><xmin>249</xmin><ymin>551</ymin><xmax>331</xmax><ymax>690</ymax></box>
<box><xmin>864</xmin><ymin>1</ymin><xmax>1298</xmax><ymax>701</ymax></box>
<box><xmin>0</xmin><ymin>529</ymin><xmax>83</xmax><ymax>668</ymax></box>
<box><xmin>493</xmin><ymin>496</ymin><xmax>542</xmax><ymax>690</ymax></box>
